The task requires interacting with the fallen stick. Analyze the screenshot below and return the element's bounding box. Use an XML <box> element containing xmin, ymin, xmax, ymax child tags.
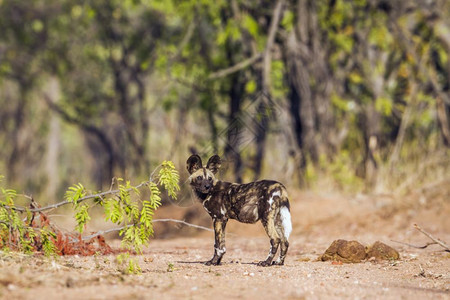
<box><xmin>153</xmin><ymin>218</ymin><xmax>213</xmax><ymax>232</ymax></box>
<box><xmin>391</xmin><ymin>240</ymin><xmax>437</xmax><ymax>249</ymax></box>
<box><xmin>413</xmin><ymin>223</ymin><xmax>450</xmax><ymax>252</ymax></box>
<box><xmin>80</xmin><ymin>218</ymin><xmax>213</xmax><ymax>241</ymax></box>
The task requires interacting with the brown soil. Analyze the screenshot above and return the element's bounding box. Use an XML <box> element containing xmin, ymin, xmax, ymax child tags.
<box><xmin>1</xmin><ymin>190</ymin><xmax>449</xmax><ymax>299</ymax></box>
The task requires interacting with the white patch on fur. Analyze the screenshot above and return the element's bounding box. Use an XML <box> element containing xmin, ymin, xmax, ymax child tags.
<box><xmin>215</xmin><ymin>247</ymin><xmax>226</xmax><ymax>256</ymax></box>
<box><xmin>280</xmin><ymin>206</ymin><xmax>292</xmax><ymax>240</ymax></box>
<box><xmin>220</xmin><ymin>206</ymin><xmax>226</xmax><ymax>215</ymax></box>
<box><xmin>202</xmin><ymin>196</ymin><xmax>211</xmax><ymax>214</ymax></box>
<box><xmin>268</xmin><ymin>197</ymin><xmax>273</xmax><ymax>207</ymax></box>
<box><xmin>266</xmin><ymin>245</ymin><xmax>274</xmax><ymax>260</ymax></box>
<box><xmin>268</xmin><ymin>191</ymin><xmax>281</xmax><ymax>211</ymax></box>
<box><xmin>253</xmin><ymin>206</ymin><xmax>258</xmax><ymax>219</ymax></box>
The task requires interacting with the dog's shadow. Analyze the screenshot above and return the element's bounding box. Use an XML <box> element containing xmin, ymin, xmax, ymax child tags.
<box><xmin>176</xmin><ymin>260</ymin><xmax>257</xmax><ymax>266</ymax></box>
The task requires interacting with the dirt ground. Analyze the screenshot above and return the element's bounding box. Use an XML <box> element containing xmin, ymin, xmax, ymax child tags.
<box><xmin>1</xmin><ymin>190</ymin><xmax>449</xmax><ymax>299</ymax></box>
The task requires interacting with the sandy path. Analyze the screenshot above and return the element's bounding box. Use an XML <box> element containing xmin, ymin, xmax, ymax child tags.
<box><xmin>1</xmin><ymin>191</ymin><xmax>449</xmax><ymax>299</ymax></box>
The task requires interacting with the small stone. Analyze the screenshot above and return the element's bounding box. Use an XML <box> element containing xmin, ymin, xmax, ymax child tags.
<box><xmin>66</xmin><ymin>277</ymin><xmax>75</xmax><ymax>288</ymax></box>
<box><xmin>320</xmin><ymin>239</ymin><xmax>366</xmax><ymax>263</ymax></box>
<box><xmin>366</xmin><ymin>241</ymin><xmax>400</xmax><ymax>261</ymax></box>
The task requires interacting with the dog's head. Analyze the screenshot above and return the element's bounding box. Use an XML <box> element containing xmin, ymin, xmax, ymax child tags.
<box><xmin>186</xmin><ymin>154</ymin><xmax>221</xmax><ymax>194</ymax></box>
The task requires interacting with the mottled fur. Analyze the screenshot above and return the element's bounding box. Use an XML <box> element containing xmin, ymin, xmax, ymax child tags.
<box><xmin>186</xmin><ymin>154</ymin><xmax>292</xmax><ymax>266</ymax></box>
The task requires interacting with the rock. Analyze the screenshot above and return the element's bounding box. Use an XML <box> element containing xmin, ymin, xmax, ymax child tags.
<box><xmin>320</xmin><ymin>239</ymin><xmax>367</xmax><ymax>263</ymax></box>
<box><xmin>366</xmin><ymin>241</ymin><xmax>400</xmax><ymax>260</ymax></box>
<box><xmin>66</xmin><ymin>276</ymin><xmax>75</xmax><ymax>288</ymax></box>
<box><xmin>320</xmin><ymin>240</ymin><xmax>401</xmax><ymax>263</ymax></box>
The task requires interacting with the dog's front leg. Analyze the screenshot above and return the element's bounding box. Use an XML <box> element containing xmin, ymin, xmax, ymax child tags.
<box><xmin>205</xmin><ymin>218</ymin><xmax>228</xmax><ymax>266</ymax></box>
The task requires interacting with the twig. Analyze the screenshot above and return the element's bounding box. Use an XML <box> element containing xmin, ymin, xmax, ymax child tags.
<box><xmin>262</xmin><ymin>0</ymin><xmax>285</xmax><ymax>91</ymax></box>
<box><xmin>394</xmin><ymin>155</ymin><xmax>450</xmax><ymax>193</ymax></box>
<box><xmin>80</xmin><ymin>224</ymin><xmax>134</xmax><ymax>241</ymax></box>
<box><xmin>153</xmin><ymin>219</ymin><xmax>213</xmax><ymax>232</ymax></box>
<box><xmin>2</xmin><ymin>180</ymin><xmax>152</xmax><ymax>213</ymax></box>
<box><xmin>413</xmin><ymin>224</ymin><xmax>450</xmax><ymax>252</ymax></box>
<box><xmin>169</xmin><ymin>20</ymin><xmax>196</xmax><ymax>65</ymax></box>
<box><xmin>80</xmin><ymin>219</ymin><xmax>213</xmax><ymax>241</ymax></box>
<box><xmin>418</xmin><ymin>264</ymin><xmax>426</xmax><ymax>277</ymax></box>
<box><xmin>208</xmin><ymin>53</ymin><xmax>263</xmax><ymax>79</ymax></box>
<box><xmin>388</xmin><ymin>81</ymin><xmax>416</xmax><ymax>170</ymax></box>
<box><xmin>391</xmin><ymin>240</ymin><xmax>437</xmax><ymax>249</ymax></box>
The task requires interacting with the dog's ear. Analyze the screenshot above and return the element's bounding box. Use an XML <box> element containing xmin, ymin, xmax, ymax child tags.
<box><xmin>206</xmin><ymin>155</ymin><xmax>221</xmax><ymax>174</ymax></box>
<box><xmin>186</xmin><ymin>154</ymin><xmax>202</xmax><ymax>174</ymax></box>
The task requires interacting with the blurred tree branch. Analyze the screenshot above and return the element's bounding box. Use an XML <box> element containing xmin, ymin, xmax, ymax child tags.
<box><xmin>208</xmin><ymin>52</ymin><xmax>263</xmax><ymax>79</ymax></box>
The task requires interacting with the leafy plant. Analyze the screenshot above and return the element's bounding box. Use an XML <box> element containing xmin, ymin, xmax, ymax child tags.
<box><xmin>0</xmin><ymin>161</ymin><xmax>180</xmax><ymax>271</ymax></box>
<box><xmin>116</xmin><ymin>252</ymin><xmax>141</xmax><ymax>274</ymax></box>
<box><xmin>167</xmin><ymin>262</ymin><xmax>175</xmax><ymax>272</ymax></box>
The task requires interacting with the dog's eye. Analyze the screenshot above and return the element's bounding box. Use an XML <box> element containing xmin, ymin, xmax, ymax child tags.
<box><xmin>197</xmin><ymin>176</ymin><xmax>202</xmax><ymax>181</ymax></box>
<box><xmin>208</xmin><ymin>177</ymin><xmax>212</xmax><ymax>181</ymax></box>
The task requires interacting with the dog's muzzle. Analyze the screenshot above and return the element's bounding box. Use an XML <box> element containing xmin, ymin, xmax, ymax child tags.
<box><xmin>200</xmin><ymin>184</ymin><xmax>211</xmax><ymax>193</ymax></box>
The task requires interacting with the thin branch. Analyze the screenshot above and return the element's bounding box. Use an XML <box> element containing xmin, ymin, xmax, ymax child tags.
<box><xmin>388</xmin><ymin>81</ymin><xmax>417</xmax><ymax>170</ymax></box>
<box><xmin>231</xmin><ymin>0</ymin><xmax>258</xmax><ymax>57</ymax></box>
<box><xmin>153</xmin><ymin>218</ymin><xmax>213</xmax><ymax>232</ymax></box>
<box><xmin>170</xmin><ymin>20</ymin><xmax>196</xmax><ymax>64</ymax></box>
<box><xmin>80</xmin><ymin>224</ymin><xmax>134</xmax><ymax>241</ymax></box>
<box><xmin>80</xmin><ymin>219</ymin><xmax>213</xmax><ymax>241</ymax></box>
<box><xmin>208</xmin><ymin>53</ymin><xmax>263</xmax><ymax>79</ymax></box>
<box><xmin>414</xmin><ymin>224</ymin><xmax>450</xmax><ymax>252</ymax></box>
<box><xmin>391</xmin><ymin>240</ymin><xmax>437</xmax><ymax>249</ymax></box>
<box><xmin>176</xmin><ymin>2</ymin><xmax>284</xmax><ymax>83</ymax></box>
<box><xmin>391</xmin><ymin>19</ymin><xmax>450</xmax><ymax>106</ymax></box>
<box><xmin>394</xmin><ymin>155</ymin><xmax>450</xmax><ymax>193</ymax></box>
<box><xmin>262</xmin><ymin>0</ymin><xmax>285</xmax><ymax>91</ymax></box>
<box><xmin>3</xmin><ymin>180</ymin><xmax>152</xmax><ymax>213</ymax></box>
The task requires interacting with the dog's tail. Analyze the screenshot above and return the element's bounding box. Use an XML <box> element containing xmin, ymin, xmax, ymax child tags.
<box><xmin>278</xmin><ymin>192</ymin><xmax>292</xmax><ymax>241</ymax></box>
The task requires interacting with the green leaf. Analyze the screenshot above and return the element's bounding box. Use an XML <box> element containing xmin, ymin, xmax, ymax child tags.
<box><xmin>375</xmin><ymin>97</ymin><xmax>392</xmax><ymax>116</ymax></box>
<box><xmin>281</xmin><ymin>10</ymin><xmax>294</xmax><ymax>31</ymax></box>
<box><xmin>242</xmin><ymin>14</ymin><xmax>259</xmax><ymax>38</ymax></box>
<box><xmin>369</xmin><ymin>25</ymin><xmax>392</xmax><ymax>50</ymax></box>
<box><xmin>1</xmin><ymin>188</ymin><xmax>17</xmax><ymax>206</ymax></box>
<box><xmin>140</xmin><ymin>200</ymin><xmax>154</xmax><ymax>229</ymax></box>
<box><xmin>149</xmin><ymin>182</ymin><xmax>162</xmax><ymax>207</ymax></box>
<box><xmin>158</xmin><ymin>161</ymin><xmax>180</xmax><ymax>199</ymax></box>
<box><xmin>40</xmin><ymin>228</ymin><xmax>58</xmax><ymax>257</ymax></box>
<box><xmin>348</xmin><ymin>72</ymin><xmax>363</xmax><ymax>84</ymax></box>
<box><xmin>64</xmin><ymin>183</ymin><xmax>86</xmax><ymax>206</ymax></box>
<box><xmin>75</xmin><ymin>204</ymin><xmax>91</xmax><ymax>233</ymax></box>
<box><xmin>105</xmin><ymin>199</ymin><xmax>123</xmax><ymax>224</ymax></box>
<box><xmin>245</xmin><ymin>80</ymin><xmax>257</xmax><ymax>94</ymax></box>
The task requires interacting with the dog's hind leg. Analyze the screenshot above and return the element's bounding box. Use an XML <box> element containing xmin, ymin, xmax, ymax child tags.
<box><xmin>273</xmin><ymin>204</ymin><xmax>292</xmax><ymax>265</ymax></box>
<box><xmin>273</xmin><ymin>237</ymin><xmax>289</xmax><ymax>265</ymax></box>
<box><xmin>258</xmin><ymin>208</ymin><xmax>281</xmax><ymax>267</ymax></box>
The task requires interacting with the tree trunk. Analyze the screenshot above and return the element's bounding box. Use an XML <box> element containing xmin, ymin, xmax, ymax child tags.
<box><xmin>288</xmin><ymin>82</ymin><xmax>307</xmax><ymax>186</ymax></box>
<box><xmin>436</xmin><ymin>97</ymin><xmax>450</xmax><ymax>147</ymax></box>
<box><xmin>44</xmin><ymin>78</ymin><xmax>61</xmax><ymax>202</ymax></box>
<box><xmin>284</xmin><ymin>30</ymin><xmax>319</xmax><ymax>164</ymax></box>
<box><xmin>7</xmin><ymin>87</ymin><xmax>28</xmax><ymax>184</ymax></box>
<box><xmin>252</xmin><ymin>0</ymin><xmax>285</xmax><ymax>180</ymax></box>
<box><xmin>253</xmin><ymin>97</ymin><xmax>271</xmax><ymax>181</ymax></box>
<box><xmin>360</xmin><ymin>103</ymin><xmax>381</xmax><ymax>190</ymax></box>
<box><xmin>225</xmin><ymin>74</ymin><xmax>244</xmax><ymax>183</ymax></box>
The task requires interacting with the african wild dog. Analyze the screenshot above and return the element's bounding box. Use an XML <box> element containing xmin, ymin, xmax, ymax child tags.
<box><xmin>186</xmin><ymin>154</ymin><xmax>292</xmax><ymax>266</ymax></box>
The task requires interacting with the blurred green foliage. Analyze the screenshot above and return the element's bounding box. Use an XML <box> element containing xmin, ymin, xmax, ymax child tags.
<box><xmin>0</xmin><ymin>0</ymin><xmax>449</xmax><ymax>198</ymax></box>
